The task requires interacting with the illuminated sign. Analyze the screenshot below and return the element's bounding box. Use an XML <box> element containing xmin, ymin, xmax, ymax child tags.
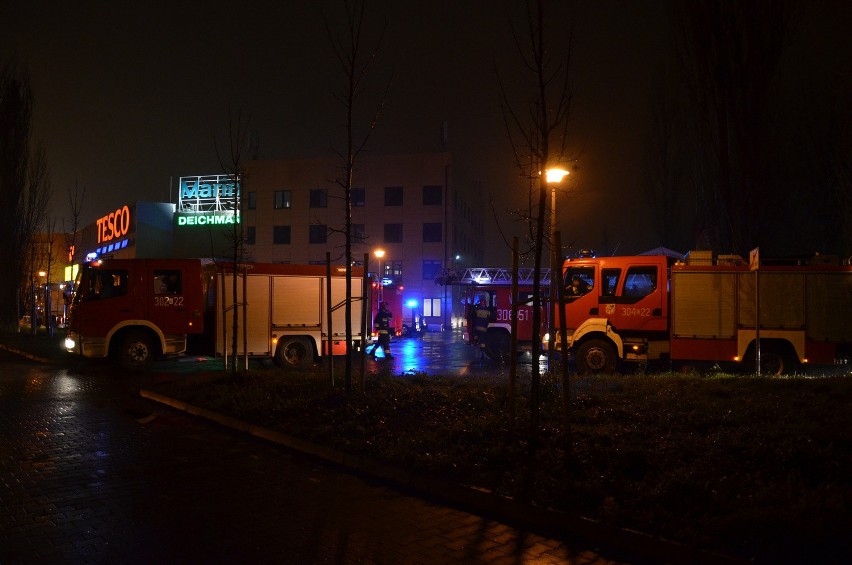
<box><xmin>178</xmin><ymin>174</ymin><xmax>240</xmax><ymax>212</ymax></box>
<box><xmin>96</xmin><ymin>205</ymin><xmax>131</xmax><ymax>243</ymax></box>
<box><xmin>176</xmin><ymin>212</ymin><xmax>240</xmax><ymax>226</ymax></box>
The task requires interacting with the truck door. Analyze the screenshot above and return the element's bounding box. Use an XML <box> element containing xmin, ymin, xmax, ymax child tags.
<box><xmin>563</xmin><ymin>266</ymin><xmax>598</xmax><ymax>331</ymax></box>
<box><xmin>75</xmin><ymin>265</ymin><xmax>135</xmax><ymax>337</ymax></box>
<box><xmin>604</xmin><ymin>263</ymin><xmax>667</xmax><ymax>332</ymax></box>
<box><xmin>147</xmin><ymin>263</ymin><xmax>202</xmax><ymax>335</ymax></box>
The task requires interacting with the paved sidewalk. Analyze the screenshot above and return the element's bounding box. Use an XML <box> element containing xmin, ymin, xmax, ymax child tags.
<box><xmin>0</xmin><ymin>353</ymin><xmax>633</xmax><ymax>564</ymax></box>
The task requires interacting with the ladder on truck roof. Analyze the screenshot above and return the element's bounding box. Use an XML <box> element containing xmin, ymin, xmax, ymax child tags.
<box><xmin>436</xmin><ymin>267</ymin><xmax>552</xmax><ymax>286</ymax></box>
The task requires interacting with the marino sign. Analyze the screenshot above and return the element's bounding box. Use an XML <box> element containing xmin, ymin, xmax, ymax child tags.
<box><xmin>177</xmin><ymin>174</ymin><xmax>240</xmax><ymax>228</ymax></box>
<box><xmin>178</xmin><ymin>174</ymin><xmax>240</xmax><ymax>212</ymax></box>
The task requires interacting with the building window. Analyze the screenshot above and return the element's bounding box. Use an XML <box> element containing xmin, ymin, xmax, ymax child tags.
<box><xmin>383</xmin><ymin>261</ymin><xmax>403</xmax><ymax>278</ymax></box>
<box><xmin>423</xmin><ymin>222</ymin><xmax>442</xmax><ymax>243</ymax></box>
<box><xmin>384</xmin><ymin>223</ymin><xmax>403</xmax><ymax>243</ymax></box>
<box><xmin>309</xmin><ymin>224</ymin><xmax>327</xmax><ymax>244</ymax></box>
<box><xmin>422</xmin><ymin>298</ymin><xmax>442</xmax><ymax>317</ymax></box>
<box><xmin>245</xmin><ymin>226</ymin><xmax>256</xmax><ymax>245</ymax></box>
<box><xmin>422</xmin><ymin>260</ymin><xmax>442</xmax><ymax>280</ymax></box>
<box><xmin>353</xmin><ymin>223</ymin><xmax>366</xmax><ymax>243</ymax></box>
<box><xmin>310</xmin><ymin>189</ymin><xmax>328</xmax><ymax>208</ymax></box>
<box><xmin>247</xmin><ymin>191</ymin><xmax>257</xmax><ymax>210</ymax></box>
<box><xmin>273</xmin><ymin>225</ymin><xmax>291</xmax><ymax>244</ymax></box>
<box><xmin>352</xmin><ymin>187</ymin><xmax>365</xmax><ymax>207</ymax></box>
<box><xmin>274</xmin><ymin>190</ymin><xmax>291</xmax><ymax>209</ymax></box>
<box><xmin>423</xmin><ymin>185</ymin><xmax>442</xmax><ymax>205</ymax></box>
<box><xmin>384</xmin><ymin>186</ymin><xmax>403</xmax><ymax>206</ymax></box>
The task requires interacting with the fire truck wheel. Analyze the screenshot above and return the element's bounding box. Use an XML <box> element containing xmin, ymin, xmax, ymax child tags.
<box><xmin>575</xmin><ymin>339</ymin><xmax>616</xmax><ymax>375</ymax></box>
<box><xmin>117</xmin><ymin>331</ymin><xmax>154</xmax><ymax>371</ymax></box>
<box><xmin>745</xmin><ymin>347</ymin><xmax>797</xmax><ymax>376</ymax></box>
<box><xmin>277</xmin><ymin>337</ymin><xmax>314</xmax><ymax>369</ymax></box>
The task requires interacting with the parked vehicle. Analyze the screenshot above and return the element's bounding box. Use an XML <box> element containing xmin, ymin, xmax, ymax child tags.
<box><xmin>552</xmin><ymin>251</ymin><xmax>852</xmax><ymax>374</ymax></box>
<box><xmin>440</xmin><ymin>267</ymin><xmax>548</xmax><ymax>362</ymax></box>
<box><xmin>64</xmin><ymin>258</ymin><xmax>366</xmax><ymax>370</ymax></box>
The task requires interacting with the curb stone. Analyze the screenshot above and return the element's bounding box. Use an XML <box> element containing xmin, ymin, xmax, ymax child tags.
<box><xmin>0</xmin><ymin>343</ymin><xmax>52</xmax><ymax>364</ymax></box>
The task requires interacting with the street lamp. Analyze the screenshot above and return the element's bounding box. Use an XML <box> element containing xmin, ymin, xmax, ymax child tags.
<box><xmin>544</xmin><ymin>168</ymin><xmax>570</xmax><ymax>362</ymax></box>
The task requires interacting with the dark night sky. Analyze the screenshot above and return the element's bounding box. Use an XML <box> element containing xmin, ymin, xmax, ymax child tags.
<box><xmin>7</xmin><ymin>1</ymin><xmax>848</xmax><ymax>263</ymax></box>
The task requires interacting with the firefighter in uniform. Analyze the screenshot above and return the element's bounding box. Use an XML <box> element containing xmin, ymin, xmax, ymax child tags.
<box><xmin>569</xmin><ymin>275</ymin><xmax>591</xmax><ymax>297</ymax></box>
<box><xmin>373</xmin><ymin>302</ymin><xmax>394</xmax><ymax>358</ymax></box>
<box><xmin>473</xmin><ymin>297</ymin><xmax>491</xmax><ymax>358</ymax></box>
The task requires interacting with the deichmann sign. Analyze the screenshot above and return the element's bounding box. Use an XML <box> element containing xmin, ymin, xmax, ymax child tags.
<box><xmin>96</xmin><ymin>205</ymin><xmax>131</xmax><ymax>243</ymax></box>
<box><xmin>176</xmin><ymin>212</ymin><xmax>240</xmax><ymax>226</ymax></box>
<box><xmin>178</xmin><ymin>174</ymin><xmax>240</xmax><ymax>212</ymax></box>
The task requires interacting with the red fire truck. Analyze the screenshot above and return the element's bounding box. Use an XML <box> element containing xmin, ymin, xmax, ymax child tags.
<box><xmin>369</xmin><ymin>280</ymin><xmax>404</xmax><ymax>337</ymax></box>
<box><xmin>445</xmin><ymin>267</ymin><xmax>549</xmax><ymax>361</ymax></box>
<box><xmin>64</xmin><ymin>258</ymin><xmax>366</xmax><ymax>370</ymax></box>
<box><xmin>553</xmin><ymin>251</ymin><xmax>852</xmax><ymax>374</ymax></box>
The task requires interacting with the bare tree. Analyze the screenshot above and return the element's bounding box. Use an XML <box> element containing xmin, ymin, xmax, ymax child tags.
<box><xmin>641</xmin><ymin>64</ymin><xmax>694</xmax><ymax>251</ymax></box>
<box><xmin>324</xmin><ymin>0</ymin><xmax>389</xmax><ymax>395</ymax></box>
<box><xmin>497</xmin><ymin>0</ymin><xmax>574</xmax><ymax>428</ymax></box>
<box><xmin>0</xmin><ymin>58</ymin><xmax>52</xmax><ymax>332</ymax></box>
<box><xmin>671</xmin><ymin>0</ymin><xmax>790</xmax><ymax>254</ymax></box>
<box><xmin>63</xmin><ymin>180</ymin><xmax>86</xmax><ymax>266</ymax></box>
<box><xmin>41</xmin><ymin>216</ymin><xmax>59</xmax><ymax>336</ymax></box>
<box><xmin>215</xmin><ymin>108</ymin><xmax>252</xmax><ymax>375</ymax></box>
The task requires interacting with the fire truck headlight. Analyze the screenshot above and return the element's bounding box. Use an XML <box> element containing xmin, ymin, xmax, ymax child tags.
<box><xmin>64</xmin><ymin>337</ymin><xmax>76</xmax><ymax>350</ymax></box>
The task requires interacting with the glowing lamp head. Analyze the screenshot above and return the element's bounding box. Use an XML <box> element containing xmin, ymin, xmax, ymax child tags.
<box><xmin>545</xmin><ymin>168</ymin><xmax>570</xmax><ymax>183</ymax></box>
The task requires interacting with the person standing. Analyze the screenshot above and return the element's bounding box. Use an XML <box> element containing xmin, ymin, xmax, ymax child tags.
<box><xmin>373</xmin><ymin>302</ymin><xmax>394</xmax><ymax>358</ymax></box>
<box><xmin>473</xmin><ymin>297</ymin><xmax>491</xmax><ymax>359</ymax></box>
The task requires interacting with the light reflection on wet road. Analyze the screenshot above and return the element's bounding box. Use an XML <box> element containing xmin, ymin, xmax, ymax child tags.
<box><xmin>364</xmin><ymin>328</ymin><xmax>547</xmax><ymax>376</ymax></box>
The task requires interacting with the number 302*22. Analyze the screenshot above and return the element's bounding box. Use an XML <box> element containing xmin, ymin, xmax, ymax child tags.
<box><xmin>154</xmin><ymin>296</ymin><xmax>185</xmax><ymax>307</ymax></box>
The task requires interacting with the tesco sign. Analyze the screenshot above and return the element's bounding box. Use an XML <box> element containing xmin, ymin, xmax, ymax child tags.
<box><xmin>96</xmin><ymin>205</ymin><xmax>131</xmax><ymax>243</ymax></box>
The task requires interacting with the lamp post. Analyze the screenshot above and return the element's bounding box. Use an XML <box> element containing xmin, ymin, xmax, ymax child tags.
<box><xmin>545</xmin><ymin>168</ymin><xmax>570</xmax><ymax>362</ymax></box>
<box><xmin>449</xmin><ymin>254</ymin><xmax>460</xmax><ymax>329</ymax></box>
<box><xmin>374</xmin><ymin>248</ymin><xmax>386</xmax><ymax>304</ymax></box>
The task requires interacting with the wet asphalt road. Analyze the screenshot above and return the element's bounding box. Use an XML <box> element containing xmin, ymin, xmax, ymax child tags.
<box><xmin>0</xmin><ymin>343</ymin><xmax>622</xmax><ymax>564</ymax></box>
<box><xmin>350</xmin><ymin>328</ymin><xmax>546</xmax><ymax>377</ymax></box>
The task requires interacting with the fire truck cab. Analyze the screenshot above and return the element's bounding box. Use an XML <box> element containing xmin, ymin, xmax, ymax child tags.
<box><xmin>64</xmin><ymin>258</ymin><xmax>205</xmax><ymax>370</ymax></box>
<box><xmin>558</xmin><ymin>255</ymin><xmax>671</xmax><ymax>373</ymax></box>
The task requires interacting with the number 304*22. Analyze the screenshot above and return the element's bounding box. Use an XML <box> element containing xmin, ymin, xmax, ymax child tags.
<box><xmin>620</xmin><ymin>307</ymin><xmax>651</xmax><ymax>317</ymax></box>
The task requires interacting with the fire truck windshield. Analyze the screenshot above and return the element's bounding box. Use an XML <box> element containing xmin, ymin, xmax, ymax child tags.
<box><xmin>74</xmin><ymin>266</ymin><xmax>129</xmax><ymax>302</ymax></box>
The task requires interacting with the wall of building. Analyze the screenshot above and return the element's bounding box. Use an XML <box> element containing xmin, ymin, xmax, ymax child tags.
<box><xmin>240</xmin><ymin>152</ymin><xmax>482</xmax><ymax>328</ymax></box>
